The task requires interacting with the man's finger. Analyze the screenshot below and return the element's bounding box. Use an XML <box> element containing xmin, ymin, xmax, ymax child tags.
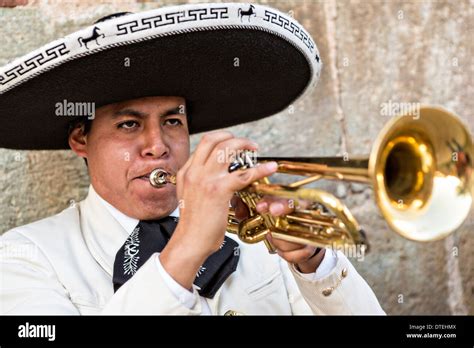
<box><xmin>256</xmin><ymin>196</ymin><xmax>294</xmax><ymax>216</ymax></box>
<box><xmin>193</xmin><ymin>131</ymin><xmax>234</xmax><ymax>165</ymax></box>
<box><xmin>206</xmin><ymin>137</ymin><xmax>258</xmax><ymax>169</ymax></box>
<box><xmin>176</xmin><ymin>152</ymin><xmax>195</xmax><ymax>199</ymax></box>
<box><xmin>179</xmin><ymin>152</ymin><xmax>195</xmax><ymax>175</ymax></box>
<box><xmin>256</xmin><ymin>201</ymin><xmax>269</xmax><ymax>213</ymax></box>
<box><xmin>267</xmin><ymin>233</ymin><xmax>306</xmax><ymax>252</ymax></box>
<box><xmin>227</xmin><ymin>161</ymin><xmax>278</xmax><ymax>192</ymax></box>
<box><xmin>276</xmin><ymin>245</ymin><xmax>316</xmax><ymax>264</ymax></box>
<box><xmin>269</xmin><ymin>201</ymin><xmax>292</xmax><ymax>216</ymax></box>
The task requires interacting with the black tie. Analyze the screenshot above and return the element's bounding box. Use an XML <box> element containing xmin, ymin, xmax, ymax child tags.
<box><xmin>112</xmin><ymin>216</ymin><xmax>240</xmax><ymax>298</ymax></box>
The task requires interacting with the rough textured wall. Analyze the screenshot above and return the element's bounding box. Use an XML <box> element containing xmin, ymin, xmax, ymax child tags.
<box><xmin>0</xmin><ymin>0</ymin><xmax>472</xmax><ymax>315</ymax></box>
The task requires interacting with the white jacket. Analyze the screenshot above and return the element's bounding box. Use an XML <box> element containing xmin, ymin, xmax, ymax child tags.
<box><xmin>0</xmin><ymin>186</ymin><xmax>384</xmax><ymax>315</ymax></box>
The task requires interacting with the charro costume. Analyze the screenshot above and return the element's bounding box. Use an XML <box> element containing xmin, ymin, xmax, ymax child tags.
<box><xmin>0</xmin><ymin>3</ymin><xmax>384</xmax><ymax>315</ymax></box>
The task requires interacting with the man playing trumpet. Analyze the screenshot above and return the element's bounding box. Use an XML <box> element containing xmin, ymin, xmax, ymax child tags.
<box><xmin>0</xmin><ymin>4</ymin><xmax>384</xmax><ymax>315</ymax></box>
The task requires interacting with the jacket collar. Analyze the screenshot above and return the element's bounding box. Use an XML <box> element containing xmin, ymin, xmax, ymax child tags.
<box><xmin>80</xmin><ymin>185</ymin><xmax>130</xmax><ymax>277</ymax></box>
<box><xmin>79</xmin><ymin>185</ymin><xmax>180</xmax><ymax>277</ymax></box>
<box><xmin>96</xmin><ymin>193</ymin><xmax>139</xmax><ymax>235</ymax></box>
<box><xmin>96</xmin><ymin>190</ymin><xmax>180</xmax><ymax>235</ymax></box>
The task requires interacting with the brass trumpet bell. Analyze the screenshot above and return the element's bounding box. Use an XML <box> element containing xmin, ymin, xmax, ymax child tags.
<box><xmin>370</xmin><ymin>107</ymin><xmax>472</xmax><ymax>241</ymax></box>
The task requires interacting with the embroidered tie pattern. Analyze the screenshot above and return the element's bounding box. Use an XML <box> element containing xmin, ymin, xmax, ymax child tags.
<box><xmin>112</xmin><ymin>216</ymin><xmax>240</xmax><ymax>298</ymax></box>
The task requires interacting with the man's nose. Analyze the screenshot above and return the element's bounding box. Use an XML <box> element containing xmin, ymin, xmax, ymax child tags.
<box><xmin>140</xmin><ymin>126</ymin><xmax>169</xmax><ymax>158</ymax></box>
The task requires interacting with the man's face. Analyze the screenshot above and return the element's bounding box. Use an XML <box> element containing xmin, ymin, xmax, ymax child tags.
<box><xmin>70</xmin><ymin>96</ymin><xmax>190</xmax><ymax>220</ymax></box>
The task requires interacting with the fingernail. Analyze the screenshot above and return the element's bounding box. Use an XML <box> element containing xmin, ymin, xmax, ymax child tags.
<box><xmin>264</xmin><ymin>161</ymin><xmax>278</xmax><ymax>171</ymax></box>
<box><xmin>256</xmin><ymin>201</ymin><xmax>268</xmax><ymax>211</ymax></box>
<box><xmin>270</xmin><ymin>202</ymin><xmax>284</xmax><ymax>215</ymax></box>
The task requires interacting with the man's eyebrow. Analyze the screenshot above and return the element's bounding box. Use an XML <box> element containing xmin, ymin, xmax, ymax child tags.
<box><xmin>162</xmin><ymin>106</ymin><xmax>186</xmax><ymax>117</ymax></box>
<box><xmin>111</xmin><ymin>106</ymin><xmax>186</xmax><ymax>119</ymax></box>
<box><xmin>111</xmin><ymin>108</ymin><xmax>148</xmax><ymax>119</ymax></box>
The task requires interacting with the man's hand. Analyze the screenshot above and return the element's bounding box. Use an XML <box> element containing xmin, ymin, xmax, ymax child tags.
<box><xmin>160</xmin><ymin>131</ymin><xmax>278</xmax><ymax>290</ymax></box>
<box><xmin>231</xmin><ymin>196</ymin><xmax>325</xmax><ymax>274</ymax></box>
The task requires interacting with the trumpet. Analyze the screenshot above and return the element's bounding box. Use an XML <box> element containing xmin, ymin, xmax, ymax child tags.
<box><xmin>150</xmin><ymin>106</ymin><xmax>473</xmax><ymax>253</ymax></box>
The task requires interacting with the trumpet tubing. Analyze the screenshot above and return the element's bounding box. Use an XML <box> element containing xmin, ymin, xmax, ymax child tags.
<box><xmin>150</xmin><ymin>106</ymin><xmax>473</xmax><ymax>252</ymax></box>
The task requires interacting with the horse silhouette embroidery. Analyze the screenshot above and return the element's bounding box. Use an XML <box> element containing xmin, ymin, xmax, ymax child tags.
<box><xmin>238</xmin><ymin>5</ymin><xmax>256</xmax><ymax>22</ymax></box>
<box><xmin>78</xmin><ymin>27</ymin><xmax>105</xmax><ymax>49</ymax></box>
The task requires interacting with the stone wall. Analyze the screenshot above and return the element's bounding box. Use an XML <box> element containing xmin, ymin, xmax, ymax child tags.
<box><xmin>1</xmin><ymin>0</ymin><xmax>472</xmax><ymax>314</ymax></box>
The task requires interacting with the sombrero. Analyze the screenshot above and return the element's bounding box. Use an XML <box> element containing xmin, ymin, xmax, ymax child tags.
<box><xmin>0</xmin><ymin>2</ymin><xmax>321</xmax><ymax>150</ymax></box>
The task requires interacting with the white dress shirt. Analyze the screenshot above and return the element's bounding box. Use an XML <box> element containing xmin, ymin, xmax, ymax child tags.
<box><xmin>96</xmin><ymin>192</ymin><xmax>337</xmax><ymax>315</ymax></box>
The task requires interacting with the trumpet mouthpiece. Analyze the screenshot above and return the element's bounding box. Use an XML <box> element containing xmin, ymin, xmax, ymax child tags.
<box><xmin>149</xmin><ymin>168</ymin><xmax>176</xmax><ymax>187</ymax></box>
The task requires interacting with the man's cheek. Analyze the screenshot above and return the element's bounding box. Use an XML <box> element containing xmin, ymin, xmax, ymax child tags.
<box><xmin>110</xmin><ymin>144</ymin><xmax>136</xmax><ymax>163</ymax></box>
<box><xmin>120</xmin><ymin>149</ymin><xmax>133</xmax><ymax>162</ymax></box>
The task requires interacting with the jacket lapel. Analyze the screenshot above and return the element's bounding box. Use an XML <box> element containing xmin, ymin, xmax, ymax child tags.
<box><xmin>204</xmin><ymin>233</ymin><xmax>242</xmax><ymax>314</ymax></box>
<box><xmin>80</xmin><ymin>185</ymin><xmax>130</xmax><ymax>277</ymax></box>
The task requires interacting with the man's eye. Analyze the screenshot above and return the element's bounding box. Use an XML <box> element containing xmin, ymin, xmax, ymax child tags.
<box><xmin>118</xmin><ymin>120</ymin><xmax>139</xmax><ymax>129</ymax></box>
<box><xmin>164</xmin><ymin>118</ymin><xmax>183</xmax><ymax>126</ymax></box>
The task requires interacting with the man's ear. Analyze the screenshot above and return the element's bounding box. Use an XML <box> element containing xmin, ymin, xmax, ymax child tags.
<box><xmin>68</xmin><ymin>124</ymin><xmax>88</xmax><ymax>159</ymax></box>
